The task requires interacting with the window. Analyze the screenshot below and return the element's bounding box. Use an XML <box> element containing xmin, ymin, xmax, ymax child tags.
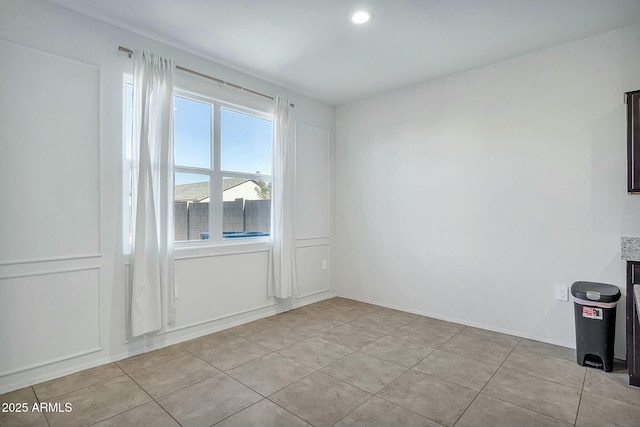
<box><xmin>124</xmin><ymin>81</ymin><xmax>273</xmax><ymax>248</ymax></box>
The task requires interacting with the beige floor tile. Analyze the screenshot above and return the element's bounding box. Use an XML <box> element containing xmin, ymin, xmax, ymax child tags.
<box><xmin>33</xmin><ymin>363</ymin><xmax>124</xmax><ymax>401</ymax></box>
<box><xmin>457</xmin><ymin>327</ymin><xmax>521</xmax><ymax>349</ymax></box>
<box><xmin>128</xmin><ymin>355</ymin><xmax>219</xmax><ymax>398</ymax></box>
<box><xmin>180</xmin><ymin>330</ymin><xmax>239</xmax><ymax>353</ymax></box>
<box><xmin>456</xmin><ymin>394</ymin><xmax>572</xmax><ymax>427</ymax></box>
<box><xmin>390</xmin><ymin>322</ymin><xmax>457</xmax><ymax>348</ymax></box>
<box><xmin>576</xmin><ymin>391</ymin><xmax>640</xmax><ymax>427</ymax></box>
<box><xmin>334</xmin><ymin>396</ymin><xmax>442</xmax><ymax>427</ymax></box>
<box><xmin>192</xmin><ymin>335</ymin><xmax>271</xmax><ymax>371</ymax></box>
<box><xmin>516</xmin><ymin>338</ymin><xmax>575</xmax><ymax>362</ymax></box>
<box><xmin>227</xmin><ymin>353</ymin><xmax>315</xmax><ymax>396</ymax></box>
<box><xmin>270</xmin><ymin>372</ymin><xmax>371</xmax><ymax>427</ymax></box>
<box><xmin>378</xmin><ymin>370</ymin><xmax>477</xmax><ymax>427</ymax></box>
<box><xmin>414</xmin><ymin>317</ymin><xmax>466</xmax><ymax>334</ymax></box>
<box><xmin>18</xmin><ymin>301</ymin><xmax>640</xmax><ymax>427</ymax></box>
<box><xmin>158</xmin><ymin>372</ymin><xmax>262</xmax><ymax>427</ymax></box>
<box><xmin>361</xmin><ymin>335</ymin><xmax>435</xmax><ymax>367</ymax></box>
<box><xmin>316</xmin><ymin>323</ymin><xmax>385</xmax><ymax>351</ymax></box>
<box><xmin>501</xmin><ymin>348</ymin><xmax>585</xmax><ymax>389</ymax></box>
<box><xmin>439</xmin><ymin>335</ymin><xmax>512</xmax><ymax>366</ymax></box>
<box><xmin>214</xmin><ymin>399</ymin><xmax>310</xmax><ymax>427</ymax></box>
<box><xmin>90</xmin><ymin>401</ymin><xmax>179</xmax><ymax>427</ymax></box>
<box><xmin>283</xmin><ymin>312</ymin><xmax>344</xmax><ymax>335</ymax></box>
<box><xmin>348</xmin><ymin>313</ymin><xmax>409</xmax><ymax>334</ymax></box>
<box><xmin>582</xmin><ymin>362</ymin><xmax>640</xmax><ymax>406</ymax></box>
<box><xmin>245</xmin><ymin>324</ymin><xmax>312</xmax><ymax>350</ymax></box>
<box><xmin>322</xmin><ymin>351</ymin><xmax>408</xmax><ymax>394</ymax></box>
<box><xmin>45</xmin><ymin>375</ymin><xmax>151</xmax><ymax>427</ymax></box>
<box><xmin>278</xmin><ymin>336</ymin><xmax>353</xmax><ymax>369</ymax></box>
<box><xmin>315</xmin><ymin>305</ymin><xmax>375</xmax><ymax>322</ymax></box>
<box><xmin>116</xmin><ymin>344</ymin><xmax>187</xmax><ymax>374</ymax></box>
<box><xmin>0</xmin><ymin>387</ymin><xmax>48</xmax><ymax>427</ymax></box>
<box><xmin>293</xmin><ymin>303</ymin><xmax>324</xmax><ymax>314</ymax></box>
<box><xmin>413</xmin><ymin>349</ymin><xmax>498</xmax><ymax>391</ymax></box>
<box><xmin>483</xmin><ymin>368</ymin><xmax>581</xmax><ymax>424</ymax></box>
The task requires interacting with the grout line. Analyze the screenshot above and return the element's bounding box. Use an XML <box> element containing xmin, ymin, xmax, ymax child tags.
<box><xmin>470</xmin><ymin>366</ymin><xmax>583</xmax><ymax>425</ymax></box>
<box><xmin>329</xmin><ymin>393</ymin><xmax>378</xmax><ymax>426</ymax></box>
<box><xmin>29</xmin><ymin>364</ymin><xmax>125</xmax><ymax>402</ymax></box>
<box><xmin>34</xmin><ymin>385</ymin><xmax>53</xmax><ymax>427</ymax></box>
<box><xmin>449</xmin><ymin>335</ymin><xmax>522</xmax><ymax>427</ymax></box>
<box><xmin>573</xmin><ymin>367</ymin><xmax>588</xmax><ymax>426</ymax></box>
<box><xmin>300</xmin><ymin>308</ymin><xmax>454</xmax><ymax>426</ymax></box>
<box><xmin>18</xmin><ymin>298</ymin><xmax>599</xmax><ymax>427</ymax></box>
<box><xmin>117</xmin><ymin>368</ymin><xmax>185</xmax><ymax>427</ymax></box>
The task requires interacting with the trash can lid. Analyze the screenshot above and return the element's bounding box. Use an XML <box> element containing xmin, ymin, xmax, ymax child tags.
<box><xmin>570</xmin><ymin>281</ymin><xmax>621</xmax><ymax>303</ymax></box>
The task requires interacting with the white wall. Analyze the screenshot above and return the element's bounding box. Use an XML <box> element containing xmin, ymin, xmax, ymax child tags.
<box><xmin>335</xmin><ymin>23</ymin><xmax>640</xmax><ymax>359</ymax></box>
<box><xmin>0</xmin><ymin>0</ymin><xmax>334</xmax><ymax>393</ymax></box>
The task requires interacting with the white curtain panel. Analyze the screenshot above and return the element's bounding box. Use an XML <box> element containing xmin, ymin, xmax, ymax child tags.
<box><xmin>268</xmin><ymin>96</ymin><xmax>297</xmax><ymax>298</ymax></box>
<box><xmin>130</xmin><ymin>50</ymin><xmax>176</xmax><ymax>337</ymax></box>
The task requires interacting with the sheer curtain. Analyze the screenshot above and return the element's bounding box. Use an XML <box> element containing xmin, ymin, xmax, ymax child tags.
<box><xmin>268</xmin><ymin>96</ymin><xmax>297</xmax><ymax>298</ymax></box>
<box><xmin>130</xmin><ymin>50</ymin><xmax>176</xmax><ymax>337</ymax></box>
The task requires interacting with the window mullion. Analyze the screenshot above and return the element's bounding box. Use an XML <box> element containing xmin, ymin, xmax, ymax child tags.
<box><xmin>211</xmin><ymin>104</ymin><xmax>223</xmax><ymax>242</ymax></box>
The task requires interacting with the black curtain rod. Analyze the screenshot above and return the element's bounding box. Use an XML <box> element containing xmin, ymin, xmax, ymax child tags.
<box><xmin>118</xmin><ymin>46</ymin><xmax>294</xmax><ymax>107</ymax></box>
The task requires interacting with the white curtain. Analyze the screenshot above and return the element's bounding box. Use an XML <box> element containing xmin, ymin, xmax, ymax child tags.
<box><xmin>268</xmin><ymin>96</ymin><xmax>297</xmax><ymax>298</ymax></box>
<box><xmin>130</xmin><ymin>50</ymin><xmax>176</xmax><ymax>337</ymax></box>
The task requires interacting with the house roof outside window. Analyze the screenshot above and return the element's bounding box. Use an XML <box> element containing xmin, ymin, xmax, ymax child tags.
<box><xmin>175</xmin><ymin>178</ymin><xmax>262</xmax><ymax>202</ymax></box>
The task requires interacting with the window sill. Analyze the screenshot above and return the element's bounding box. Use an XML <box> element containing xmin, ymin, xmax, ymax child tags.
<box><xmin>123</xmin><ymin>238</ymin><xmax>270</xmax><ymax>264</ymax></box>
<box><xmin>174</xmin><ymin>238</ymin><xmax>270</xmax><ymax>260</ymax></box>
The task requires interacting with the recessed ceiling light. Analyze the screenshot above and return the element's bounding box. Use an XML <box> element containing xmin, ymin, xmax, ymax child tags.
<box><xmin>351</xmin><ymin>10</ymin><xmax>372</xmax><ymax>25</ymax></box>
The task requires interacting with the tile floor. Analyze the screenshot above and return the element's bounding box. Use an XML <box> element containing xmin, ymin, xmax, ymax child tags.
<box><xmin>2</xmin><ymin>297</ymin><xmax>640</xmax><ymax>427</ymax></box>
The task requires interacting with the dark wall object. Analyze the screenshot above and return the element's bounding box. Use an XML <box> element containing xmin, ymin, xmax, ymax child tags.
<box><xmin>626</xmin><ymin>262</ymin><xmax>640</xmax><ymax>386</ymax></box>
<box><xmin>627</xmin><ymin>90</ymin><xmax>640</xmax><ymax>193</ymax></box>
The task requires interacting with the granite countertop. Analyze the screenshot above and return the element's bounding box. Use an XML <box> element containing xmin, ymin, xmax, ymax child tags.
<box><xmin>622</xmin><ymin>238</ymin><xmax>640</xmax><ymax>323</ymax></box>
<box><xmin>621</xmin><ymin>237</ymin><xmax>640</xmax><ymax>262</ymax></box>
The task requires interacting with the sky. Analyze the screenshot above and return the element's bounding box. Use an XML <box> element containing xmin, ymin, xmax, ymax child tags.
<box><xmin>125</xmin><ymin>85</ymin><xmax>272</xmax><ymax>185</ymax></box>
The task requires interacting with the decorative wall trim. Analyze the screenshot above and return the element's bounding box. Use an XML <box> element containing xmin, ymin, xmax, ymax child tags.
<box><xmin>0</xmin><ymin>39</ymin><xmax>101</xmax><ymax>264</ymax></box>
<box><xmin>0</xmin><ymin>265</ymin><xmax>101</xmax><ymax>280</ymax></box>
<box><xmin>126</xmin><ymin>290</ymin><xmax>335</xmax><ymax>344</ymax></box>
<box><xmin>297</xmin><ymin>288</ymin><xmax>331</xmax><ymax>299</ymax></box>
<box><xmin>294</xmin><ymin>122</ymin><xmax>331</xmax><ymax>240</ymax></box>
<box><xmin>174</xmin><ymin>247</ymin><xmax>268</xmax><ymax>261</ymax></box>
<box><xmin>0</xmin><ymin>253</ymin><xmax>102</xmax><ymax>267</ymax></box>
<box><xmin>125</xmin><ymin>301</ymin><xmax>278</xmax><ymax>343</ymax></box>
<box><xmin>0</xmin><ymin>266</ymin><xmax>102</xmax><ymax>377</ymax></box>
<box><xmin>0</xmin><ymin>348</ymin><xmax>102</xmax><ymax>378</ymax></box>
<box><xmin>296</xmin><ymin>239</ymin><xmax>330</xmax><ymax>248</ymax></box>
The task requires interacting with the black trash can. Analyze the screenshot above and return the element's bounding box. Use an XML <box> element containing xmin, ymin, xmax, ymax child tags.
<box><xmin>571</xmin><ymin>281</ymin><xmax>621</xmax><ymax>372</ymax></box>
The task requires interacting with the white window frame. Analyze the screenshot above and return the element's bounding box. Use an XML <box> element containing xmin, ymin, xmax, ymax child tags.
<box><xmin>122</xmin><ymin>74</ymin><xmax>273</xmax><ymax>254</ymax></box>
<box><xmin>174</xmin><ymin>88</ymin><xmax>273</xmax><ymax>246</ymax></box>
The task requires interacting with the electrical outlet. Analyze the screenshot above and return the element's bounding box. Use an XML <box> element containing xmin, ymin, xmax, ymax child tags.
<box><xmin>321</xmin><ymin>259</ymin><xmax>328</xmax><ymax>270</ymax></box>
<box><xmin>554</xmin><ymin>284</ymin><xmax>568</xmax><ymax>302</ymax></box>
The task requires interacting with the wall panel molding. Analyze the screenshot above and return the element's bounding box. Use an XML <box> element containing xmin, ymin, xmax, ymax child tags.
<box><xmin>295</xmin><ymin>122</ymin><xmax>331</xmax><ymax>240</ymax></box>
<box><xmin>0</xmin><ymin>253</ymin><xmax>102</xmax><ymax>267</ymax></box>
<box><xmin>0</xmin><ymin>39</ymin><xmax>101</xmax><ymax>264</ymax></box>
<box><xmin>0</xmin><ymin>267</ymin><xmax>102</xmax><ymax>377</ymax></box>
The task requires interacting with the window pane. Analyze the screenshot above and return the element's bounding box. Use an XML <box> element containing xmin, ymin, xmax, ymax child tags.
<box><xmin>175</xmin><ymin>173</ymin><xmax>210</xmax><ymax>241</ymax></box>
<box><xmin>222</xmin><ymin>177</ymin><xmax>270</xmax><ymax>238</ymax></box>
<box><xmin>174</xmin><ymin>96</ymin><xmax>212</xmax><ymax>168</ymax></box>
<box><xmin>125</xmin><ymin>163</ymin><xmax>132</xmax><ymax>251</ymax></box>
<box><xmin>221</xmin><ymin>108</ymin><xmax>272</xmax><ymax>174</ymax></box>
<box><xmin>125</xmin><ymin>83</ymin><xmax>132</xmax><ymax>160</ymax></box>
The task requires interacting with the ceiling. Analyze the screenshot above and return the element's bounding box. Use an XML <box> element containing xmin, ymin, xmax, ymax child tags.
<box><xmin>50</xmin><ymin>0</ymin><xmax>640</xmax><ymax>105</ymax></box>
